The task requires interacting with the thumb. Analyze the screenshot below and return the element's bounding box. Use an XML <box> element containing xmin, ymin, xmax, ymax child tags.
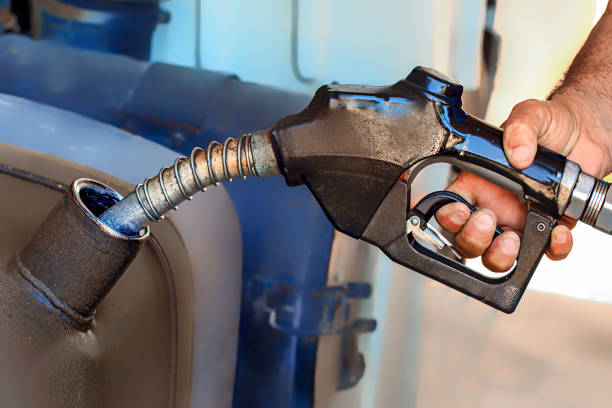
<box><xmin>501</xmin><ymin>99</ymin><xmax>554</xmax><ymax>170</ymax></box>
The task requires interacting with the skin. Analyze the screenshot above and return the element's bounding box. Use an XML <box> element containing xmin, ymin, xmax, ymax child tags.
<box><xmin>436</xmin><ymin>2</ymin><xmax>612</xmax><ymax>272</ymax></box>
<box><xmin>0</xmin><ymin>7</ymin><xmax>14</xmax><ymax>32</ymax></box>
<box><xmin>0</xmin><ymin>8</ymin><xmax>10</xmax><ymax>28</ymax></box>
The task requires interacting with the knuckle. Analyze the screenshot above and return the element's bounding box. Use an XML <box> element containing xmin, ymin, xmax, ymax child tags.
<box><xmin>437</xmin><ymin>206</ymin><xmax>469</xmax><ymax>234</ymax></box>
<box><xmin>450</xmin><ymin>170</ymin><xmax>471</xmax><ymax>190</ymax></box>
<box><xmin>446</xmin><ymin>174</ymin><xmax>476</xmax><ymax>205</ymax></box>
<box><xmin>483</xmin><ymin>235</ymin><xmax>519</xmax><ymax>272</ymax></box>
<box><xmin>435</xmin><ymin>208</ymin><xmax>454</xmax><ymax>229</ymax></box>
<box><xmin>456</xmin><ymin>230</ymin><xmax>490</xmax><ymax>256</ymax></box>
<box><xmin>455</xmin><ymin>244</ymin><xmax>478</xmax><ymax>259</ymax></box>
<box><xmin>505</xmin><ymin>121</ymin><xmax>533</xmax><ymax>141</ymax></box>
<box><xmin>517</xmin><ymin>99</ymin><xmax>542</xmax><ymax>109</ymax></box>
<box><xmin>511</xmin><ymin>99</ymin><xmax>542</xmax><ymax>117</ymax></box>
<box><xmin>455</xmin><ymin>211</ymin><xmax>497</xmax><ymax>256</ymax></box>
<box><xmin>455</xmin><ymin>170</ymin><xmax>473</xmax><ymax>183</ymax></box>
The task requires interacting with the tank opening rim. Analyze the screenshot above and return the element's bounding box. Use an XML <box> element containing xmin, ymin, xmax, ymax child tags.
<box><xmin>73</xmin><ymin>178</ymin><xmax>149</xmax><ymax>240</ymax></box>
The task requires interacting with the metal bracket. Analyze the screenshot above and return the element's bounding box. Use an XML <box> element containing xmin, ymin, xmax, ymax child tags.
<box><xmin>247</xmin><ymin>276</ymin><xmax>376</xmax><ymax>337</ymax></box>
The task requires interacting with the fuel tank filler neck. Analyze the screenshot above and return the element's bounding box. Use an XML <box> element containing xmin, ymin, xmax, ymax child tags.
<box><xmin>16</xmin><ymin>179</ymin><xmax>148</xmax><ymax>327</ymax></box>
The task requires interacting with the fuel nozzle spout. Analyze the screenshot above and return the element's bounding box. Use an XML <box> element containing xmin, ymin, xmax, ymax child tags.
<box><xmin>99</xmin><ymin>129</ymin><xmax>280</xmax><ymax>236</ymax></box>
<box><xmin>564</xmin><ymin>171</ymin><xmax>612</xmax><ymax>234</ymax></box>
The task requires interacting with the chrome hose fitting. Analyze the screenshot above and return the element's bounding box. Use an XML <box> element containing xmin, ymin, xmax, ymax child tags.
<box><xmin>564</xmin><ymin>170</ymin><xmax>612</xmax><ymax>234</ymax></box>
<box><xmin>581</xmin><ymin>179</ymin><xmax>610</xmax><ymax>226</ymax></box>
<box><xmin>99</xmin><ymin>129</ymin><xmax>280</xmax><ymax>236</ymax></box>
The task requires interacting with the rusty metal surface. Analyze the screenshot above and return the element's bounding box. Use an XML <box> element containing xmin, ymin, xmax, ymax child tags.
<box><xmin>0</xmin><ymin>90</ymin><xmax>243</xmax><ymax>406</ymax></box>
<box><xmin>0</xmin><ymin>143</ymin><xmax>194</xmax><ymax>407</ymax></box>
<box><xmin>18</xmin><ymin>179</ymin><xmax>148</xmax><ymax>324</ymax></box>
<box><xmin>0</xmin><ymin>40</ymin><xmax>331</xmax><ymax>406</ymax></box>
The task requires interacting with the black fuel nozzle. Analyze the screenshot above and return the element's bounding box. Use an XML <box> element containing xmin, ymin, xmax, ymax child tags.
<box><xmin>269</xmin><ymin>66</ymin><xmax>609</xmax><ymax>313</ymax></box>
<box><xmin>97</xmin><ymin>66</ymin><xmax>611</xmax><ymax>314</ymax></box>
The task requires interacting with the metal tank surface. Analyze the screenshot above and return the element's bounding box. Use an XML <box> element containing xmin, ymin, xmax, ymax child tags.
<box><xmin>0</xmin><ymin>36</ymin><xmax>345</xmax><ymax>407</ymax></box>
<box><xmin>0</xmin><ymin>94</ymin><xmax>242</xmax><ymax>407</ymax></box>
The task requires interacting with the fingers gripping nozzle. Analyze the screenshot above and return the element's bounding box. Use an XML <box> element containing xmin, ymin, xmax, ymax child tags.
<box><xmin>407</xmin><ymin>191</ymin><xmax>505</xmax><ymax>260</ymax></box>
<box><xmin>99</xmin><ymin>130</ymin><xmax>280</xmax><ymax>236</ymax></box>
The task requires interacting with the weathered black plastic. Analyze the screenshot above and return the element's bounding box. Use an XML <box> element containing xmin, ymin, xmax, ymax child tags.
<box><xmin>363</xmin><ymin>181</ymin><xmax>553</xmax><ymax>313</ymax></box>
<box><xmin>272</xmin><ymin>69</ymin><xmax>447</xmax><ymax>237</ymax></box>
<box><xmin>272</xmin><ymin>66</ymin><xmax>562</xmax><ymax>312</ymax></box>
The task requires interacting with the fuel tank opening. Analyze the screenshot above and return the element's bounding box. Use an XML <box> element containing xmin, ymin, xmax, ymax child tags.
<box><xmin>76</xmin><ymin>179</ymin><xmax>146</xmax><ymax>238</ymax></box>
<box><xmin>15</xmin><ymin>178</ymin><xmax>149</xmax><ymax>328</ymax></box>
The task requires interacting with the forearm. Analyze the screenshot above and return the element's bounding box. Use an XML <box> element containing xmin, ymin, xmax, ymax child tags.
<box><xmin>550</xmin><ymin>4</ymin><xmax>612</xmax><ymax>101</ymax></box>
<box><xmin>547</xmin><ymin>4</ymin><xmax>612</xmax><ymax>174</ymax></box>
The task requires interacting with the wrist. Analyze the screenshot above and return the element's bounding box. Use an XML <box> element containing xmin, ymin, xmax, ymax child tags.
<box><xmin>550</xmin><ymin>94</ymin><xmax>612</xmax><ymax>177</ymax></box>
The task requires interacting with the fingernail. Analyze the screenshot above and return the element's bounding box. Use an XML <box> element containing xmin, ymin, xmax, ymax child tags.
<box><xmin>500</xmin><ymin>234</ymin><xmax>520</xmax><ymax>255</ymax></box>
<box><xmin>475</xmin><ymin>212</ymin><xmax>495</xmax><ymax>231</ymax></box>
<box><xmin>509</xmin><ymin>146</ymin><xmax>530</xmax><ymax>165</ymax></box>
<box><xmin>450</xmin><ymin>209</ymin><xmax>469</xmax><ymax>224</ymax></box>
<box><xmin>555</xmin><ymin>230</ymin><xmax>568</xmax><ymax>245</ymax></box>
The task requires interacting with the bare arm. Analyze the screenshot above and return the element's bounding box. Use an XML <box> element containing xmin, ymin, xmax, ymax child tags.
<box><xmin>502</xmin><ymin>3</ymin><xmax>612</xmax><ymax>177</ymax></box>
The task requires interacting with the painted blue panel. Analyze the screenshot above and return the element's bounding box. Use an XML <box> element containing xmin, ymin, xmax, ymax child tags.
<box><xmin>38</xmin><ymin>0</ymin><xmax>166</xmax><ymax>60</ymax></box>
<box><xmin>0</xmin><ymin>35</ymin><xmax>334</xmax><ymax>407</ymax></box>
<box><xmin>0</xmin><ymin>35</ymin><xmax>147</xmax><ymax>122</ymax></box>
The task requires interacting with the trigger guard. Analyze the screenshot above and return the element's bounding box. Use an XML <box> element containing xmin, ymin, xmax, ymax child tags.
<box><xmin>411</xmin><ymin>190</ymin><xmax>504</xmax><ymax>236</ymax></box>
<box><xmin>362</xmin><ymin>181</ymin><xmax>555</xmax><ymax>313</ymax></box>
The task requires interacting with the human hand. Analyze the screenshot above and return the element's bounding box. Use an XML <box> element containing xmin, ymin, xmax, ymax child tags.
<box><xmin>435</xmin><ymin>96</ymin><xmax>612</xmax><ymax>271</ymax></box>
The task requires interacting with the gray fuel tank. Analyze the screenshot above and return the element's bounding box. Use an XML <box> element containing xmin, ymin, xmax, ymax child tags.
<box><xmin>0</xmin><ymin>94</ymin><xmax>242</xmax><ymax>407</ymax></box>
